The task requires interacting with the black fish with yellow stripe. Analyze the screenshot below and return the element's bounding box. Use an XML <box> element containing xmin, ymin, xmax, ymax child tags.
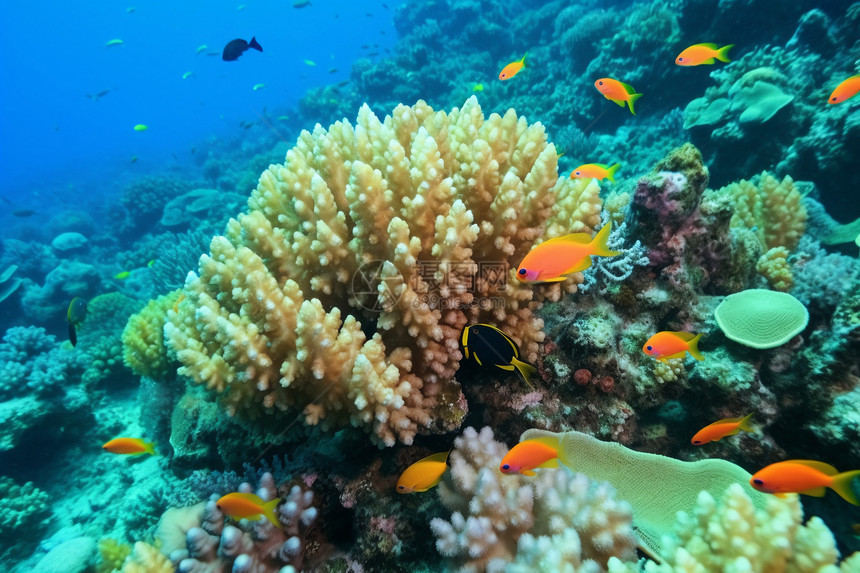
<box><xmin>66</xmin><ymin>297</ymin><xmax>87</xmax><ymax>347</ymax></box>
<box><xmin>460</xmin><ymin>324</ymin><xmax>536</xmax><ymax>386</ymax></box>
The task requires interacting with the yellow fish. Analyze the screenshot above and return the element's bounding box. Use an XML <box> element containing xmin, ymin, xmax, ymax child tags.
<box><xmin>217</xmin><ymin>493</ymin><xmax>283</xmax><ymax>528</ymax></box>
<box><xmin>133</xmin><ymin>124</ymin><xmax>147</xmax><ymax>132</ymax></box>
<box><xmin>114</xmin><ymin>271</ymin><xmax>131</xmax><ymax>280</ymax></box>
<box><xmin>517</xmin><ymin>224</ymin><xmax>619</xmax><ymax>282</ymax></box>
<box><xmin>396</xmin><ymin>451</ymin><xmax>449</xmax><ymax>493</ymax></box>
<box><xmin>499</xmin><ymin>54</ymin><xmax>526</xmax><ymax>80</ymax></box>
<box><xmin>105</xmin><ymin>39</ymin><xmax>124</xmax><ymax>47</ymax></box>
<box><xmin>570</xmin><ymin>163</ymin><xmax>621</xmax><ymax>183</ymax></box>
<box><xmin>103</xmin><ymin>437</ymin><xmax>155</xmax><ymax>455</ymax></box>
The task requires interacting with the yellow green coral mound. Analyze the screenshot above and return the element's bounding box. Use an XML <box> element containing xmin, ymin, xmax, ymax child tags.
<box><xmin>723</xmin><ymin>171</ymin><xmax>807</xmax><ymax>250</ymax></box>
<box><xmin>122</xmin><ymin>290</ymin><xmax>181</xmax><ymax>379</ymax></box>
<box><xmin>127</xmin><ymin>97</ymin><xmax>603</xmax><ymax>446</ymax></box>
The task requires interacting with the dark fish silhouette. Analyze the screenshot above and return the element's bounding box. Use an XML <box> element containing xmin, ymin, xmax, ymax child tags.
<box><xmin>12</xmin><ymin>209</ymin><xmax>35</xmax><ymax>217</ymax></box>
<box><xmin>67</xmin><ymin>297</ymin><xmax>88</xmax><ymax>347</ymax></box>
<box><xmin>222</xmin><ymin>37</ymin><xmax>263</xmax><ymax>61</ymax></box>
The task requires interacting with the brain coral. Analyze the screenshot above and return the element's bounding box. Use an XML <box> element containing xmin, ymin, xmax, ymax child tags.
<box><xmin>135</xmin><ymin>97</ymin><xmax>603</xmax><ymax>446</ymax></box>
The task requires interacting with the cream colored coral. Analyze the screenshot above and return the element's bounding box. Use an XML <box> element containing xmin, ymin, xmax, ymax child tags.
<box><xmin>156</xmin><ymin>97</ymin><xmax>596</xmax><ymax>446</ymax></box>
<box><xmin>653</xmin><ymin>359</ymin><xmax>684</xmax><ymax>383</ymax></box>
<box><xmin>120</xmin><ymin>542</ymin><xmax>173</xmax><ymax>573</ymax></box>
<box><xmin>724</xmin><ymin>171</ymin><xmax>807</xmax><ymax>250</ymax></box>
<box><xmin>756</xmin><ymin>246</ymin><xmax>793</xmax><ymax>291</ymax></box>
<box><xmin>607</xmin><ymin>483</ymin><xmax>860</xmax><ymax>573</ymax></box>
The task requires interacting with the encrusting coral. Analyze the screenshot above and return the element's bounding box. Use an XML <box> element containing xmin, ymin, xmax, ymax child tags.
<box><xmin>125</xmin><ymin>97</ymin><xmax>607</xmax><ymax>446</ymax></box>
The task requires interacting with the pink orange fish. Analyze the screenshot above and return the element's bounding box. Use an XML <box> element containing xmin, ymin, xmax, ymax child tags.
<box><xmin>516</xmin><ymin>224</ymin><xmax>619</xmax><ymax>283</ymax></box>
<box><xmin>828</xmin><ymin>75</ymin><xmax>860</xmax><ymax>104</ymax></box>
<box><xmin>217</xmin><ymin>492</ymin><xmax>283</xmax><ymax>528</ymax></box>
<box><xmin>499</xmin><ymin>54</ymin><xmax>527</xmax><ymax>80</ymax></box>
<box><xmin>570</xmin><ymin>163</ymin><xmax>620</xmax><ymax>182</ymax></box>
<box><xmin>102</xmin><ymin>437</ymin><xmax>156</xmax><ymax>455</ymax></box>
<box><xmin>500</xmin><ymin>437</ymin><xmax>559</xmax><ymax>476</ymax></box>
<box><xmin>750</xmin><ymin>460</ymin><xmax>860</xmax><ymax>505</ymax></box>
<box><xmin>675</xmin><ymin>43</ymin><xmax>734</xmax><ymax>66</ymax></box>
<box><xmin>643</xmin><ymin>331</ymin><xmax>704</xmax><ymax>362</ymax></box>
<box><xmin>594</xmin><ymin>78</ymin><xmax>642</xmax><ymax>115</ymax></box>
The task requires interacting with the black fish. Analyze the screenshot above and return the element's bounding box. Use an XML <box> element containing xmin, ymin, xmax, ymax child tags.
<box><xmin>222</xmin><ymin>37</ymin><xmax>263</xmax><ymax>61</ymax></box>
<box><xmin>460</xmin><ymin>324</ymin><xmax>536</xmax><ymax>386</ymax></box>
<box><xmin>12</xmin><ymin>209</ymin><xmax>35</xmax><ymax>217</ymax></box>
<box><xmin>67</xmin><ymin>297</ymin><xmax>88</xmax><ymax>347</ymax></box>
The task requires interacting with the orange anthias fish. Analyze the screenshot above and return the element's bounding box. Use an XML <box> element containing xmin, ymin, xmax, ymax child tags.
<box><xmin>570</xmin><ymin>163</ymin><xmax>621</xmax><ymax>183</ymax></box>
<box><xmin>691</xmin><ymin>413</ymin><xmax>754</xmax><ymax>445</ymax></box>
<box><xmin>750</xmin><ymin>460</ymin><xmax>860</xmax><ymax>505</ymax></box>
<box><xmin>102</xmin><ymin>437</ymin><xmax>156</xmax><ymax>455</ymax></box>
<box><xmin>499</xmin><ymin>54</ymin><xmax>526</xmax><ymax>80</ymax></box>
<box><xmin>828</xmin><ymin>75</ymin><xmax>860</xmax><ymax>104</ymax></box>
<box><xmin>217</xmin><ymin>492</ymin><xmax>283</xmax><ymax>528</ymax></box>
<box><xmin>500</xmin><ymin>437</ymin><xmax>559</xmax><ymax>476</ymax></box>
<box><xmin>643</xmin><ymin>331</ymin><xmax>704</xmax><ymax>362</ymax></box>
<box><xmin>675</xmin><ymin>43</ymin><xmax>734</xmax><ymax>66</ymax></box>
<box><xmin>396</xmin><ymin>451</ymin><xmax>449</xmax><ymax>493</ymax></box>
<box><xmin>516</xmin><ymin>224</ymin><xmax>619</xmax><ymax>283</ymax></box>
<box><xmin>594</xmin><ymin>78</ymin><xmax>642</xmax><ymax>114</ymax></box>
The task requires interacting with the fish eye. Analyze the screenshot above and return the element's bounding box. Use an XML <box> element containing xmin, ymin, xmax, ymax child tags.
<box><xmin>646</xmin><ymin>345</ymin><xmax>652</xmax><ymax>351</ymax></box>
<box><xmin>518</xmin><ymin>268</ymin><xmax>527</xmax><ymax>276</ymax></box>
<box><xmin>598</xmin><ymin>81</ymin><xmax>603</xmax><ymax>85</ymax></box>
<box><xmin>831</xmin><ymin>96</ymin><xmax>837</xmax><ymax>101</ymax></box>
<box><xmin>502</xmin><ymin>464</ymin><xmax>510</xmax><ymax>470</ymax></box>
<box><xmin>398</xmin><ymin>485</ymin><xmax>404</xmax><ymax>490</ymax></box>
<box><xmin>472</xmin><ymin>328</ymin><xmax>479</xmax><ymax>334</ymax></box>
<box><xmin>678</xmin><ymin>57</ymin><xmax>683</xmax><ymax>61</ymax></box>
<box><xmin>753</xmin><ymin>479</ymin><xmax>763</xmax><ymax>485</ymax></box>
<box><xmin>575</xmin><ymin>171</ymin><xmax>580</xmax><ymax>176</ymax></box>
<box><xmin>693</xmin><ymin>440</ymin><xmax>701</xmax><ymax>444</ymax></box>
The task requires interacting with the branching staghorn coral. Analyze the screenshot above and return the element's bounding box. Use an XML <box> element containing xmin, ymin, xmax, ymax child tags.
<box><xmin>129</xmin><ymin>97</ymin><xmax>604</xmax><ymax>446</ymax></box>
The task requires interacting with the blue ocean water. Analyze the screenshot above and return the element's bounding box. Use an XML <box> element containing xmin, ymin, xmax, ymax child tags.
<box><xmin>1</xmin><ymin>0</ymin><xmax>859</xmax><ymax>572</ymax></box>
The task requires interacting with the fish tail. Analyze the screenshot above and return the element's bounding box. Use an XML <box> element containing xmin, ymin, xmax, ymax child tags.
<box><xmin>68</xmin><ymin>322</ymin><xmax>78</xmax><ymax>347</ymax></box>
<box><xmin>687</xmin><ymin>333</ymin><xmax>705</xmax><ymax>361</ymax></box>
<box><xmin>590</xmin><ymin>223</ymin><xmax>621</xmax><ymax>257</ymax></box>
<box><xmin>520</xmin><ymin>52</ymin><xmax>528</xmax><ymax>67</ymax></box>
<box><xmin>606</xmin><ymin>163</ymin><xmax>621</xmax><ymax>183</ymax></box>
<box><xmin>738</xmin><ymin>412</ymin><xmax>755</xmax><ymax>433</ymax></box>
<box><xmin>627</xmin><ymin>92</ymin><xmax>643</xmax><ymax>115</ymax></box>
<box><xmin>262</xmin><ymin>498</ymin><xmax>284</xmax><ymax>528</ymax></box>
<box><xmin>144</xmin><ymin>441</ymin><xmax>157</xmax><ymax>455</ymax></box>
<box><xmin>716</xmin><ymin>44</ymin><xmax>734</xmax><ymax>62</ymax></box>
<box><xmin>249</xmin><ymin>37</ymin><xmax>263</xmax><ymax>52</ymax></box>
<box><xmin>830</xmin><ymin>470</ymin><xmax>860</xmax><ymax>505</ymax></box>
<box><xmin>511</xmin><ymin>357</ymin><xmax>537</xmax><ymax>387</ymax></box>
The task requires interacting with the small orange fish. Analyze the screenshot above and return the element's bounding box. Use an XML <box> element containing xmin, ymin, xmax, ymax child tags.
<box><xmin>594</xmin><ymin>78</ymin><xmax>642</xmax><ymax>115</ymax></box>
<box><xmin>102</xmin><ymin>437</ymin><xmax>156</xmax><ymax>455</ymax></box>
<box><xmin>750</xmin><ymin>460</ymin><xmax>860</xmax><ymax>505</ymax></box>
<box><xmin>691</xmin><ymin>413</ymin><xmax>754</xmax><ymax>445</ymax></box>
<box><xmin>643</xmin><ymin>331</ymin><xmax>704</xmax><ymax>362</ymax></box>
<box><xmin>499</xmin><ymin>54</ymin><xmax>526</xmax><ymax>80</ymax></box>
<box><xmin>828</xmin><ymin>75</ymin><xmax>860</xmax><ymax>104</ymax></box>
<box><xmin>675</xmin><ymin>43</ymin><xmax>734</xmax><ymax>66</ymax></box>
<box><xmin>217</xmin><ymin>492</ymin><xmax>283</xmax><ymax>528</ymax></box>
<box><xmin>570</xmin><ymin>163</ymin><xmax>621</xmax><ymax>182</ymax></box>
<box><xmin>500</xmin><ymin>437</ymin><xmax>559</xmax><ymax>476</ymax></box>
<box><xmin>516</xmin><ymin>224</ymin><xmax>619</xmax><ymax>283</ymax></box>
<box><xmin>396</xmin><ymin>451</ymin><xmax>449</xmax><ymax>493</ymax></box>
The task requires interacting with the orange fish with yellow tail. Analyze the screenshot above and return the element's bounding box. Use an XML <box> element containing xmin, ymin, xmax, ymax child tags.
<box><xmin>396</xmin><ymin>451</ymin><xmax>449</xmax><ymax>493</ymax></box>
<box><xmin>594</xmin><ymin>78</ymin><xmax>642</xmax><ymax>114</ymax></box>
<box><xmin>691</xmin><ymin>413</ymin><xmax>754</xmax><ymax>445</ymax></box>
<box><xmin>500</xmin><ymin>437</ymin><xmax>559</xmax><ymax>476</ymax></box>
<box><xmin>499</xmin><ymin>54</ymin><xmax>527</xmax><ymax>80</ymax></box>
<box><xmin>828</xmin><ymin>75</ymin><xmax>860</xmax><ymax>104</ymax></box>
<box><xmin>102</xmin><ymin>437</ymin><xmax>156</xmax><ymax>455</ymax></box>
<box><xmin>643</xmin><ymin>331</ymin><xmax>704</xmax><ymax>362</ymax></box>
<box><xmin>516</xmin><ymin>224</ymin><xmax>619</xmax><ymax>283</ymax></box>
<box><xmin>217</xmin><ymin>492</ymin><xmax>283</xmax><ymax>528</ymax></box>
<box><xmin>675</xmin><ymin>43</ymin><xmax>734</xmax><ymax>66</ymax></box>
<box><xmin>750</xmin><ymin>460</ymin><xmax>860</xmax><ymax>505</ymax></box>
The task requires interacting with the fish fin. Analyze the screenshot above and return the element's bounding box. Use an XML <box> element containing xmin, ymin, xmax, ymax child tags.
<box><xmin>799</xmin><ymin>486</ymin><xmax>828</xmax><ymax>497</ymax></box>
<box><xmin>686</xmin><ymin>333</ymin><xmax>705</xmax><ymax>361</ymax></box>
<box><xmin>716</xmin><ymin>44</ymin><xmax>734</xmax><ymax>62</ymax></box>
<box><xmin>419</xmin><ymin>451</ymin><xmax>450</xmax><ymax>465</ymax></box>
<box><xmin>520</xmin><ymin>52</ymin><xmax>527</xmax><ymax>67</ymax></box>
<box><xmin>668</xmin><ymin>332</ymin><xmax>698</xmax><ymax>342</ymax></box>
<box><xmin>663</xmin><ymin>351</ymin><xmax>688</xmax><ymax>360</ymax></box>
<box><xmin>474</xmin><ymin>352</ymin><xmax>483</xmax><ymax>366</ymax></box>
<box><xmin>627</xmin><ymin>92</ymin><xmax>643</xmax><ymax>115</ymax></box>
<box><xmin>68</xmin><ymin>322</ymin><xmax>77</xmax><ymax>347</ymax></box>
<box><xmin>521</xmin><ymin>469</ymin><xmax>536</xmax><ymax>477</ymax></box>
<box><xmin>523</xmin><ymin>436</ymin><xmax>561</xmax><ymax>453</ymax></box>
<box><xmin>831</xmin><ymin>470</ymin><xmax>860</xmax><ymax>505</ymax></box>
<box><xmin>590</xmin><ymin>223</ymin><xmax>621</xmax><ymax>258</ymax></box>
<box><xmin>788</xmin><ymin>460</ymin><xmax>840</xmax><ymax>475</ymax></box>
<box><xmin>775</xmin><ymin>492</ymin><xmax>790</xmax><ymax>498</ymax></box>
<box><xmin>144</xmin><ymin>441</ymin><xmax>157</xmax><ymax>455</ymax></box>
<box><xmin>249</xmin><ymin>37</ymin><xmax>263</xmax><ymax>52</ymax></box>
<box><xmin>609</xmin><ymin>97</ymin><xmax>626</xmax><ymax>107</ymax></box>
<box><xmin>618</xmin><ymin>81</ymin><xmax>637</xmax><ymax>94</ymax></box>
<box><xmin>535</xmin><ymin>457</ymin><xmax>559</xmax><ymax>469</ymax></box>
<box><xmin>262</xmin><ymin>498</ymin><xmax>283</xmax><ymax>528</ymax></box>
<box><xmin>561</xmin><ymin>257</ymin><xmax>594</xmax><ymax>274</ymax></box>
<box><xmin>737</xmin><ymin>412</ymin><xmax>755</xmax><ymax>433</ymax></box>
<box><xmin>606</xmin><ymin>163</ymin><xmax>621</xmax><ymax>183</ymax></box>
<box><xmin>540</xmin><ymin>276</ymin><xmax>569</xmax><ymax>283</ymax></box>
<box><xmin>497</xmin><ymin>364</ymin><xmax>515</xmax><ymax>371</ymax></box>
<box><xmin>510</xmin><ymin>357</ymin><xmax>537</xmax><ymax>387</ymax></box>
<box><xmin>702</xmin><ymin>58</ymin><xmax>716</xmax><ymax>65</ymax></box>
<box><xmin>697</xmin><ymin>42</ymin><xmax>720</xmax><ymax>49</ymax></box>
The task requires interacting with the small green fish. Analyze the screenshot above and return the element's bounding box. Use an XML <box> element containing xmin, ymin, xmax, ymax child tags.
<box><xmin>126</xmin><ymin>6</ymin><xmax>136</xmax><ymax>13</ymax></box>
<box><xmin>195</xmin><ymin>44</ymin><xmax>207</xmax><ymax>55</ymax></box>
<box><xmin>472</xmin><ymin>83</ymin><xmax>484</xmax><ymax>92</ymax></box>
<box><xmin>147</xmin><ymin>259</ymin><xmax>155</xmax><ymax>268</ymax></box>
<box><xmin>105</xmin><ymin>39</ymin><xmax>124</xmax><ymax>47</ymax></box>
<box><xmin>277</xmin><ymin>115</ymin><xmax>290</xmax><ymax>121</ymax></box>
<box><xmin>114</xmin><ymin>271</ymin><xmax>131</xmax><ymax>280</ymax></box>
<box><xmin>133</xmin><ymin>124</ymin><xmax>148</xmax><ymax>132</ymax></box>
<box><xmin>130</xmin><ymin>155</ymin><xmax>138</xmax><ymax>164</ymax></box>
<box><xmin>67</xmin><ymin>298</ymin><xmax>88</xmax><ymax>347</ymax></box>
<box><xmin>304</xmin><ymin>59</ymin><xmax>316</xmax><ymax>66</ymax></box>
<box><xmin>252</xmin><ymin>83</ymin><xmax>265</xmax><ymax>91</ymax></box>
<box><xmin>182</xmin><ymin>71</ymin><xmax>194</xmax><ymax>79</ymax></box>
